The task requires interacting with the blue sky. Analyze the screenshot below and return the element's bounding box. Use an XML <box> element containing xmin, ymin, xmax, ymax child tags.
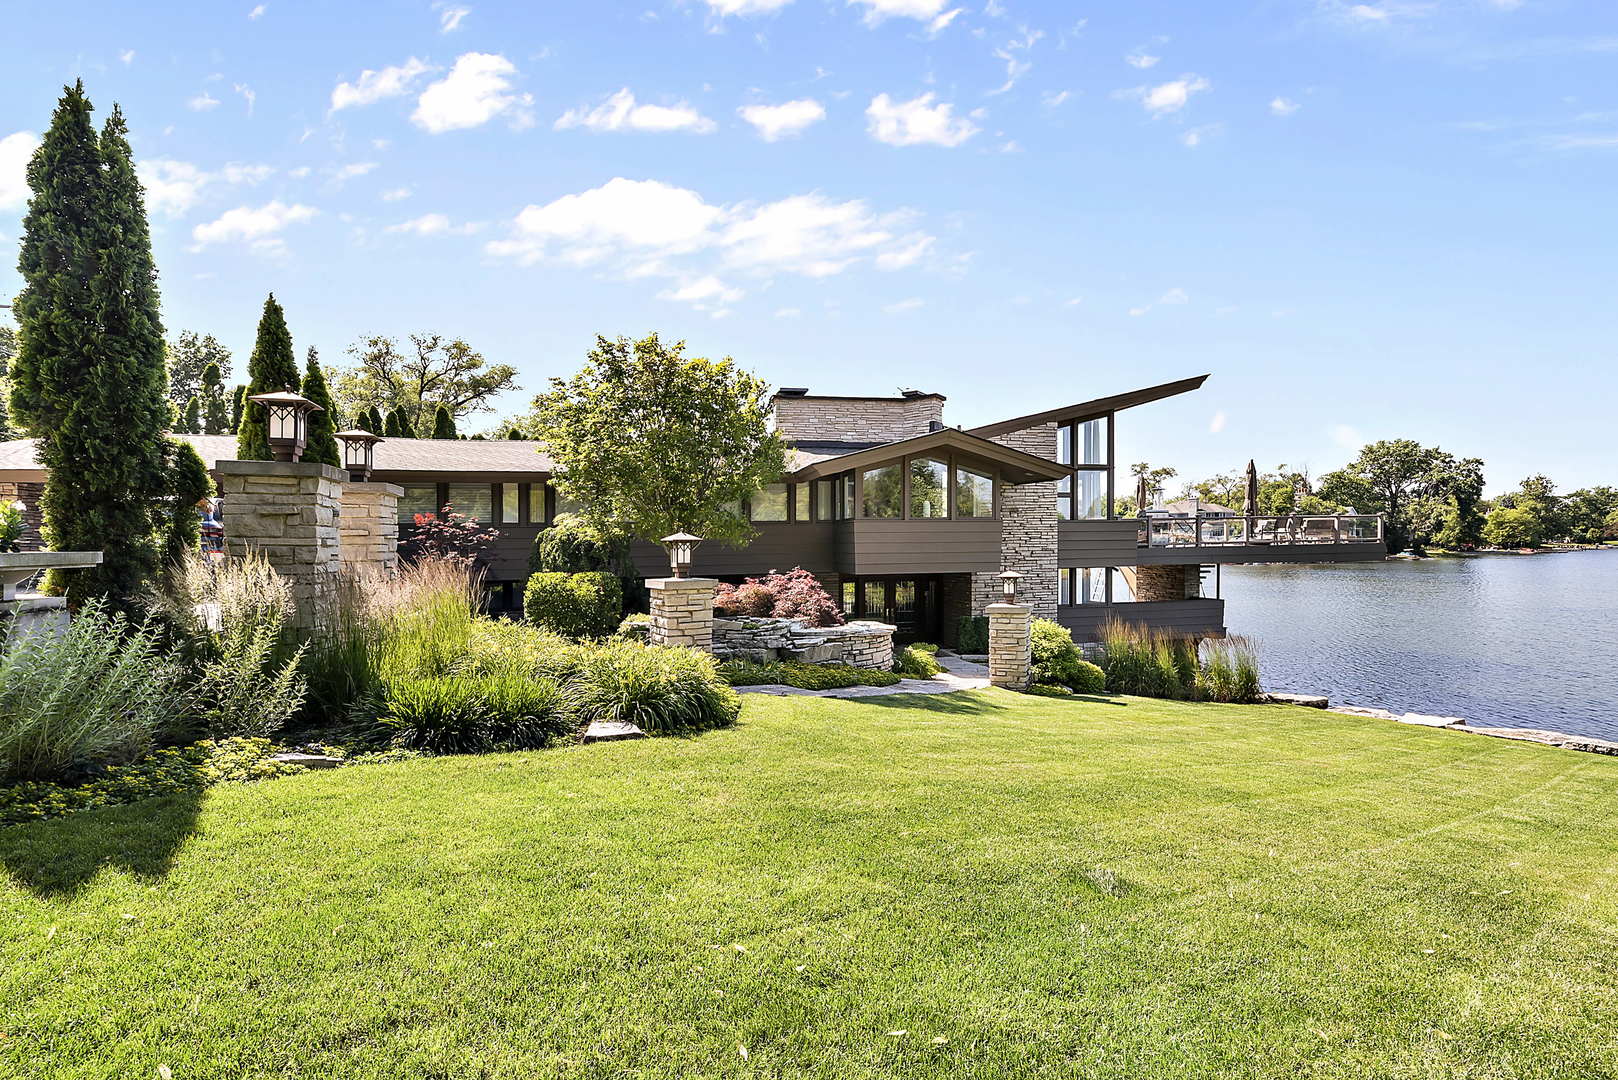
<box><xmin>1</xmin><ymin>0</ymin><xmax>1614</xmax><ymax>493</ymax></box>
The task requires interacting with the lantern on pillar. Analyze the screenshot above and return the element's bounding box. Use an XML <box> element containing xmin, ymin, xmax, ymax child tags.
<box><xmin>660</xmin><ymin>532</ymin><xmax>703</xmax><ymax>579</ymax></box>
<box><xmin>999</xmin><ymin>570</ymin><xmax>1024</xmax><ymax>603</ymax></box>
<box><xmin>335</xmin><ymin>428</ymin><xmax>383</xmax><ymax>482</ymax></box>
<box><xmin>247</xmin><ymin>388</ymin><xmax>322</xmax><ymax>463</ymax></box>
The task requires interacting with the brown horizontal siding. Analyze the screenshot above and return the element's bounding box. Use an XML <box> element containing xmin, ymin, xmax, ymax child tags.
<box><xmin>630</xmin><ymin>524</ymin><xmax>837</xmax><ymax>579</ymax></box>
<box><xmin>1057</xmin><ymin>520</ymin><xmax>1140</xmax><ymax>566</ymax></box>
<box><xmin>1057</xmin><ymin>598</ymin><xmax>1226</xmax><ymax>641</ymax></box>
<box><xmin>837</xmin><ymin>518</ymin><xmax>1000</xmax><ymax>575</ymax></box>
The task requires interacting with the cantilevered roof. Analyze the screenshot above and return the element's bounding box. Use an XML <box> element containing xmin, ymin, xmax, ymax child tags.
<box><xmin>0</xmin><ymin>435</ymin><xmax>556</xmax><ymax>477</ymax></box>
<box><xmin>786</xmin><ymin>427</ymin><xmax>1072</xmax><ymax>486</ymax></box>
<box><xmin>965</xmin><ymin>374</ymin><xmax>1210</xmax><ymax>440</ymax></box>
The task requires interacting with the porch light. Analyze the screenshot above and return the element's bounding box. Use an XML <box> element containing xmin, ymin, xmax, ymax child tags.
<box><xmin>1000</xmin><ymin>570</ymin><xmax>1024</xmax><ymax>602</ymax></box>
<box><xmin>660</xmin><ymin>532</ymin><xmax>703</xmax><ymax>579</ymax></box>
<box><xmin>335</xmin><ymin>428</ymin><xmax>383</xmax><ymax>482</ymax></box>
<box><xmin>248</xmin><ymin>388</ymin><xmax>322</xmax><ymax>463</ymax></box>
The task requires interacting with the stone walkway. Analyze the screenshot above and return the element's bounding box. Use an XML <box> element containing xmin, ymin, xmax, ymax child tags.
<box><xmin>735</xmin><ymin>653</ymin><xmax>991</xmax><ymax>699</ymax></box>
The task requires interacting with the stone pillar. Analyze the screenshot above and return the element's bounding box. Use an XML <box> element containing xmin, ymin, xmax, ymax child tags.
<box><xmin>217</xmin><ymin>460</ymin><xmax>344</xmax><ymax>631</ymax></box>
<box><xmin>340</xmin><ymin>481</ymin><xmax>403</xmax><ymax>575</ymax></box>
<box><xmin>1133</xmin><ymin>565</ymin><xmax>1196</xmax><ymax>602</ymax></box>
<box><xmin>647</xmin><ymin>576</ymin><xmax>715</xmax><ymax>652</ymax></box>
<box><xmin>986</xmin><ymin>601</ymin><xmax>1033</xmax><ymax>690</ymax></box>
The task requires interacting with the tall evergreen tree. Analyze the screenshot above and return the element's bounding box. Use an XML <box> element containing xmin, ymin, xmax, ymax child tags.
<box><xmin>300</xmin><ymin>346</ymin><xmax>340</xmax><ymax>467</ymax></box>
<box><xmin>230</xmin><ymin>384</ymin><xmax>246</xmax><ymax>433</ymax></box>
<box><xmin>365</xmin><ymin>405</ymin><xmax>384</xmax><ymax>434</ymax></box>
<box><xmin>200</xmin><ymin>361</ymin><xmax>230</xmax><ymax>434</ymax></box>
<box><xmin>165</xmin><ymin>330</ymin><xmax>231</xmax><ymax>413</ymax></box>
<box><xmin>236</xmin><ymin>293</ymin><xmax>300</xmax><ymax>460</ymax></box>
<box><xmin>506</xmin><ymin>426</ymin><xmax>524</xmax><ymax>440</ymax></box>
<box><xmin>431</xmin><ymin>404</ymin><xmax>456</xmax><ymax>439</ymax></box>
<box><xmin>384</xmin><ymin>406</ymin><xmax>416</xmax><ymax>438</ymax></box>
<box><xmin>10</xmin><ymin>86</ymin><xmax>170</xmax><ymax>605</ymax></box>
<box><xmin>181</xmin><ymin>396</ymin><xmax>201</xmax><ymax>434</ymax></box>
<box><xmin>163</xmin><ymin>438</ymin><xmax>213</xmax><ymax>566</ymax></box>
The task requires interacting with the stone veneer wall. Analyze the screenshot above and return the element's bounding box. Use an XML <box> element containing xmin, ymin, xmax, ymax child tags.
<box><xmin>971</xmin><ymin>422</ymin><xmax>1059</xmax><ymax>619</ymax></box>
<box><xmin>0</xmin><ymin>481</ymin><xmax>46</xmax><ymax>551</ymax></box>
<box><xmin>713</xmin><ymin>616</ymin><xmax>895</xmax><ymax>670</ymax></box>
<box><xmin>218</xmin><ymin>460</ymin><xmax>344</xmax><ymax>631</ymax></box>
<box><xmin>339</xmin><ymin>481</ymin><xmax>403</xmax><ymax>576</ymax></box>
<box><xmin>986</xmin><ymin>602</ymin><xmax>1033</xmax><ymax>689</ymax></box>
<box><xmin>771</xmin><ymin>394</ymin><xmax>945</xmax><ymax>444</ymax></box>
<box><xmin>1133</xmin><ymin>565</ymin><xmax>1197</xmax><ymax>602</ymax></box>
<box><xmin>648</xmin><ymin>576</ymin><xmax>715</xmax><ymax>651</ymax></box>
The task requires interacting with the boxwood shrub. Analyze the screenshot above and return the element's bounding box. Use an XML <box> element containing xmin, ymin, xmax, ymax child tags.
<box><xmin>956</xmin><ymin>615</ymin><xmax>989</xmax><ymax>653</ymax></box>
<box><xmin>720</xmin><ymin>659</ymin><xmax>903</xmax><ymax>690</ymax></box>
<box><xmin>524</xmin><ymin>571</ymin><xmax>623</xmax><ymax>639</ymax></box>
<box><xmin>1031</xmin><ymin>618</ymin><xmax>1107</xmax><ymax>694</ymax></box>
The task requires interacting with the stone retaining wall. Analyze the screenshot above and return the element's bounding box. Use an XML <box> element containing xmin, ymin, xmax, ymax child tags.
<box><xmin>714</xmin><ymin>615</ymin><xmax>896</xmax><ymax>670</ymax></box>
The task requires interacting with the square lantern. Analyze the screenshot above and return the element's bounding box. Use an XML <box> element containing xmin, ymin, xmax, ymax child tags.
<box><xmin>247</xmin><ymin>389</ymin><xmax>322</xmax><ymax>463</ymax></box>
<box><xmin>335</xmin><ymin>428</ymin><xmax>383</xmax><ymax>482</ymax></box>
<box><xmin>999</xmin><ymin>570</ymin><xmax>1024</xmax><ymax>602</ymax></box>
<box><xmin>660</xmin><ymin>531</ymin><xmax>703</xmax><ymax>579</ymax></box>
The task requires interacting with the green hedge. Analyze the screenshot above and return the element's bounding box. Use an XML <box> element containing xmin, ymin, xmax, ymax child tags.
<box><xmin>720</xmin><ymin>659</ymin><xmax>902</xmax><ymax>690</ymax></box>
<box><xmin>524</xmin><ymin>571</ymin><xmax>623</xmax><ymax>638</ymax></box>
<box><xmin>957</xmin><ymin>616</ymin><xmax>988</xmax><ymax>653</ymax></box>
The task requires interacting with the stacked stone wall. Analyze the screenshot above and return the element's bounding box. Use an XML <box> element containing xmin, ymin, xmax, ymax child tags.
<box><xmin>218</xmin><ymin>461</ymin><xmax>344</xmax><ymax>631</ymax></box>
<box><xmin>339</xmin><ymin>482</ymin><xmax>402</xmax><ymax>575</ymax></box>
<box><xmin>772</xmin><ymin>394</ymin><xmax>944</xmax><ymax>443</ymax></box>
<box><xmin>648</xmin><ymin>577</ymin><xmax>715</xmax><ymax>651</ymax></box>
<box><xmin>1133</xmin><ymin>565</ymin><xmax>1196</xmax><ymax>602</ymax></box>
<box><xmin>971</xmin><ymin>422</ymin><xmax>1059</xmax><ymax>619</ymax></box>
<box><xmin>987</xmin><ymin>602</ymin><xmax>1033</xmax><ymax>689</ymax></box>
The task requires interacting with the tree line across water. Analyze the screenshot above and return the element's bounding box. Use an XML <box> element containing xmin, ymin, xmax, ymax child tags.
<box><xmin>1123</xmin><ymin>442</ymin><xmax>1617</xmax><ymax>553</ymax></box>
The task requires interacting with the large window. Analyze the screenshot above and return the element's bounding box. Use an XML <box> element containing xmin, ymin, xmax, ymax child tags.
<box><xmin>794</xmin><ymin>483</ymin><xmax>809</xmax><ymax>523</ymax></box>
<box><xmin>398</xmin><ymin>484</ymin><xmax>438</xmax><ymax>524</ymax></box>
<box><xmin>500</xmin><ymin>483</ymin><xmax>520</xmax><ymax>524</ymax></box>
<box><xmin>1057</xmin><ymin>416</ymin><xmax>1112</xmax><ymax>520</ymax></box>
<box><xmin>908</xmin><ymin>457</ymin><xmax>948</xmax><ymax>518</ymax></box>
<box><xmin>529</xmin><ymin>484</ymin><xmax>546</xmax><ymax>524</ymax></box>
<box><xmin>446</xmin><ymin>483</ymin><xmax>492</xmax><ymax>522</ymax></box>
<box><xmin>814</xmin><ymin>479</ymin><xmax>836</xmax><ymax>522</ymax></box>
<box><xmin>1059</xmin><ymin>567</ymin><xmax>1109</xmax><ymax>605</ymax></box>
<box><xmin>955</xmin><ymin>465</ymin><xmax>993</xmax><ymax>518</ymax></box>
<box><xmin>750</xmin><ymin>483</ymin><xmax>788</xmax><ymax>522</ymax></box>
<box><xmin>862</xmin><ymin>465</ymin><xmax>902</xmax><ymax>518</ymax></box>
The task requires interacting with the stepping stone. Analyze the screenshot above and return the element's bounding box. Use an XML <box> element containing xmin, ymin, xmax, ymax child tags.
<box><xmin>582</xmin><ymin>720</ymin><xmax>647</xmax><ymax>743</ymax></box>
<box><xmin>1264</xmin><ymin>692</ymin><xmax>1329</xmax><ymax>708</ymax></box>
<box><xmin>271</xmin><ymin>752</ymin><xmax>345</xmax><ymax>769</ymax></box>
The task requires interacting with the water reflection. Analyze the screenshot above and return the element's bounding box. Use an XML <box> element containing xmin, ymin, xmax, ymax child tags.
<box><xmin>1220</xmin><ymin>551</ymin><xmax>1618</xmax><ymax>738</ymax></box>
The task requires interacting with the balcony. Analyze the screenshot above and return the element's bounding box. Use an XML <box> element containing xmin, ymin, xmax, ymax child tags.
<box><xmin>1059</xmin><ymin>514</ymin><xmax>1386</xmax><ymax>567</ymax></box>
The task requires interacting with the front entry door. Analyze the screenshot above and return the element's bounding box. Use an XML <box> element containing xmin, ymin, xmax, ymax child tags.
<box><xmin>855</xmin><ymin>577</ymin><xmax>936</xmax><ymax>643</ymax></box>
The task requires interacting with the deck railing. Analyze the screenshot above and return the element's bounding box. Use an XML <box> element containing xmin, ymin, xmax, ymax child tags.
<box><xmin>1137</xmin><ymin>513</ymin><xmax>1384</xmax><ymax>548</ymax></box>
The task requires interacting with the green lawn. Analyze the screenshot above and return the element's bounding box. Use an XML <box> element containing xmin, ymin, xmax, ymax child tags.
<box><xmin>5</xmin><ymin>691</ymin><xmax>1618</xmax><ymax>1079</ymax></box>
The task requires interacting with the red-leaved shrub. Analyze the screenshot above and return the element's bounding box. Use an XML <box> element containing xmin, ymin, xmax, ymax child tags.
<box><xmin>713</xmin><ymin>567</ymin><xmax>843</xmax><ymax>628</ymax></box>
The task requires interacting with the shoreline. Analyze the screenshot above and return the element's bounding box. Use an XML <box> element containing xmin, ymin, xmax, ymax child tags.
<box><xmin>1271</xmin><ymin>692</ymin><xmax>1618</xmax><ymax>757</ymax></box>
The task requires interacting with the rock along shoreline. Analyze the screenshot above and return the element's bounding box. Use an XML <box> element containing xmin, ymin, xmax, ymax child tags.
<box><xmin>1263</xmin><ymin>693</ymin><xmax>1618</xmax><ymax>757</ymax></box>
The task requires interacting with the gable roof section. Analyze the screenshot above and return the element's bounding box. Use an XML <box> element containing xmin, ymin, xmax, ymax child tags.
<box><xmin>786</xmin><ymin>427</ymin><xmax>1071</xmax><ymax>486</ymax></box>
<box><xmin>965</xmin><ymin>374</ymin><xmax>1210</xmax><ymax>440</ymax></box>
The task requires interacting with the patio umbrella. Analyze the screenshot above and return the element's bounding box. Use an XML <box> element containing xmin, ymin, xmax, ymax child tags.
<box><xmin>1245</xmin><ymin>459</ymin><xmax>1260</xmax><ymax>516</ymax></box>
<box><xmin>1136</xmin><ymin>473</ymin><xmax>1150</xmax><ymax>515</ymax></box>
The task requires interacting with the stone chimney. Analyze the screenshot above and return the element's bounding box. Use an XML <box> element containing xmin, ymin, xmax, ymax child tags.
<box><xmin>771</xmin><ymin>388</ymin><xmax>946</xmax><ymax>444</ymax></box>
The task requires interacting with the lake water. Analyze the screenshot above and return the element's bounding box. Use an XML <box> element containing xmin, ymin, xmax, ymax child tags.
<box><xmin>1219</xmin><ymin>551</ymin><xmax>1618</xmax><ymax>740</ymax></box>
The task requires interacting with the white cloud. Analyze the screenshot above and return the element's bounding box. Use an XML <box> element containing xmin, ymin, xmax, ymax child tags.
<box><xmin>288</xmin><ymin>166</ymin><xmax>312</xmax><ymax>178</ymax></box>
<box><xmin>1</xmin><ymin>131</ymin><xmax>39</xmax><ymax>211</ymax></box>
<box><xmin>1127</xmin><ymin>75</ymin><xmax>1210</xmax><ymax>115</ymax></box>
<box><xmin>774</xmin><ymin>307</ymin><xmax>803</xmax><ymax>318</ymax></box>
<box><xmin>738</xmin><ymin>99</ymin><xmax>826</xmax><ymax>141</ymax></box>
<box><xmin>1043</xmin><ymin>90</ymin><xmax>1071</xmax><ymax>108</ymax></box>
<box><xmin>437</xmin><ymin>4</ymin><xmax>471</xmax><ymax>32</ymax></box>
<box><xmin>234</xmin><ymin>83</ymin><xmax>256</xmax><ymax>115</ymax></box>
<box><xmin>413</xmin><ymin>53</ymin><xmax>533</xmax><ymax>133</ymax></box>
<box><xmin>866</xmin><ymin>93</ymin><xmax>978</xmax><ymax>147</ymax></box>
<box><xmin>331</xmin><ymin>161</ymin><xmax>378</xmax><ymax>183</ymax></box>
<box><xmin>119</xmin><ymin>49</ymin><xmax>136</xmax><ymax>65</ymax></box>
<box><xmin>556</xmin><ymin>89</ymin><xmax>716</xmax><ymax>134</ymax></box>
<box><xmin>988</xmin><ymin>28</ymin><xmax>1043</xmax><ymax>95</ymax></box>
<box><xmin>883</xmin><ymin>297</ymin><xmax>925</xmax><ymax>313</ymax></box>
<box><xmin>137</xmin><ymin>158</ymin><xmax>273</xmax><ymax>216</ymax></box>
<box><xmin>380</xmin><ymin>186</ymin><xmax>412</xmax><ymax>201</ymax></box>
<box><xmin>1535</xmin><ymin>133</ymin><xmax>1618</xmax><ymax>151</ymax></box>
<box><xmin>659</xmin><ymin>276</ymin><xmax>745</xmax><ymax>308</ymax></box>
<box><xmin>1209</xmin><ymin>411</ymin><xmax>1227</xmax><ymax>434</ymax></box>
<box><xmin>330</xmin><ymin>58</ymin><xmax>433</xmax><ymax>113</ymax></box>
<box><xmin>927</xmin><ymin>8</ymin><xmax>963</xmax><ymax>34</ymax></box>
<box><xmin>485</xmin><ymin>177</ymin><xmax>938</xmax><ymax>298</ymax></box>
<box><xmin>1063</xmin><ymin>296</ymin><xmax>1082</xmax><ymax>307</ymax></box>
<box><xmin>1128</xmin><ymin>306</ymin><xmax>1151</xmax><ymax>317</ymax></box>
<box><xmin>1270</xmin><ymin>96</ymin><xmax>1300</xmax><ymax>117</ymax></box>
<box><xmin>188</xmin><ymin>92</ymin><xmax>221</xmax><ymax>112</ymax></box>
<box><xmin>1348</xmin><ymin>4</ymin><xmax>1391</xmax><ymax>19</ymax></box>
<box><xmin>706</xmin><ymin>0</ymin><xmax>794</xmax><ymax>12</ymax></box>
<box><xmin>849</xmin><ymin>0</ymin><xmax>950</xmax><ymax>26</ymax></box>
<box><xmin>1126</xmin><ymin>50</ymin><xmax>1160</xmax><ymax>68</ymax></box>
<box><xmin>190</xmin><ymin>200</ymin><xmax>317</xmax><ymax>253</ymax></box>
<box><xmin>1180</xmin><ymin>124</ymin><xmax>1220</xmax><ymax>147</ymax></box>
<box><xmin>248</xmin><ymin>3</ymin><xmax>266</xmax><ymax>18</ymax></box>
<box><xmin>385</xmin><ymin>212</ymin><xmax>481</xmax><ymax>236</ymax></box>
<box><xmin>1159</xmin><ymin>287</ymin><xmax>1189</xmax><ymax>304</ymax></box>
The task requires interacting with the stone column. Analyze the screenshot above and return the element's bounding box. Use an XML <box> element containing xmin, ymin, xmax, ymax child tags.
<box><xmin>647</xmin><ymin>576</ymin><xmax>715</xmax><ymax>652</ymax></box>
<box><xmin>340</xmin><ymin>481</ymin><xmax>403</xmax><ymax>576</ymax></box>
<box><xmin>217</xmin><ymin>460</ymin><xmax>344</xmax><ymax>632</ymax></box>
<box><xmin>1133</xmin><ymin>565</ymin><xmax>1196</xmax><ymax>602</ymax></box>
<box><xmin>986</xmin><ymin>601</ymin><xmax>1033</xmax><ymax>690</ymax></box>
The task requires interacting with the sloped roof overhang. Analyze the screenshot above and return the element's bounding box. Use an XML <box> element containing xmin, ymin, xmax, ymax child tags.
<box><xmin>965</xmin><ymin>374</ymin><xmax>1210</xmax><ymax>441</ymax></box>
<box><xmin>786</xmin><ymin>427</ymin><xmax>1072</xmax><ymax>486</ymax></box>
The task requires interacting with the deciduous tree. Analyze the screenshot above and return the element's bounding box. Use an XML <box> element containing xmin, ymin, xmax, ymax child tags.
<box><xmin>333</xmin><ymin>333</ymin><xmax>517</xmax><ymax>434</ymax></box>
<box><xmin>200</xmin><ymin>362</ymin><xmax>231</xmax><ymax>434</ymax></box>
<box><xmin>165</xmin><ymin>330</ymin><xmax>232</xmax><ymax>413</ymax></box>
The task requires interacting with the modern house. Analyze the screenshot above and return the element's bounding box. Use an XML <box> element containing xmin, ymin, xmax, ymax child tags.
<box><xmin>0</xmin><ymin>373</ymin><xmax>1384</xmax><ymax>643</ymax></box>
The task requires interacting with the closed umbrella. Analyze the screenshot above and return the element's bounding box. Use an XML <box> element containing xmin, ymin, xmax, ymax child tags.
<box><xmin>1136</xmin><ymin>473</ymin><xmax>1150</xmax><ymax>515</ymax></box>
<box><xmin>1245</xmin><ymin>459</ymin><xmax>1260</xmax><ymax>541</ymax></box>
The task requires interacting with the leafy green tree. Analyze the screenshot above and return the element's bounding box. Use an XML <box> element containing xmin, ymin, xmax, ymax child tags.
<box><xmin>200</xmin><ymin>362</ymin><xmax>231</xmax><ymax>434</ymax></box>
<box><xmin>332</xmin><ymin>333</ymin><xmax>518</xmax><ymax>434</ymax></box>
<box><xmin>361</xmin><ymin>405</ymin><xmax>384</xmax><ymax>435</ymax></box>
<box><xmin>10</xmin><ymin>86</ymin><xmax>170</xmax><ymax>606</ymax></box>
<box><xmin>1117</xmin><ymin>462</ymin><xmax>1177</xmax><ymax>515</ymax></box>
<box><xmin>1318</xmin><ymin>440</ymin><xmax>1482</xmax><ymax>552</ymax></box>
<box><xmin>1483</xmin><ymin>506</ymin><xmax>1543</xmax><ymax>549</ymax></box>
<box><xmin>180</xmin><ymin>396</ymin><xmax>201</xmax><ymax>434</ymax></box>
<box><xmin>165</xmin><ymin>330</ymin><xmax>232</xmax><ymax>413</ymax></box>
<box><xmin>431</xmin><ymin>404</ymin><xmax>456</xmax><ymax>439</ymax></box>
<box><xmin>0</xmin><ymin>326</ymin><xmax>16</xmax><ymax>439</ymax></box>
<box><xmin>530</xmin><ymin>333</ymin><xmax>787</xmax><ymax>549</ymax></box>
<box><xmin>163</xmin><ymin>438</ymin><xmax>213</xmax><ymax>566</ymax></box>
<box><xmin>1558</xmin><ymin>486</ymin><xmax>1618</xmax><ymax>544</ymax></box>
<box><xmin>300</xmin><ymin>347</ymin><xmax>340</xmax><ymax>467</ymax></box>
<box><xmin>1179</xmin><ymin>471</ymin><xmax>1244</xmax><ymax>510</ymax></box>
<box><xmin>236</xmin><ymin>295</ymin><xmax>300</xmax><ymax>460</ymax></box>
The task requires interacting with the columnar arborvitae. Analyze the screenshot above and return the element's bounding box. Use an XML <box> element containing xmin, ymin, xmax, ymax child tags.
<box><xmin>10</xmin><ymin>86</ymin><xmax>170</xmax><ymax>606</ymax></box>
<box><xmin>200</xmin><ymin>362</ymin><xmax>230</xmax><ymax>434</ymax></box>
<box><xmin>385</xmin><ymin>406</ymin><xmax>415</xmax><ymax>439</ymax></box>
<box><xmin>362</xmin><ymin>406</ymin><xmax>384</xmax><ymax>435</ymax></box>
<box><xmin>236</xmin><ymin>293</ymin><xmax>300</xmax><ymax>460</ymax></box>
<box><xmin>506</xmin><ymin>426</ymin><xmax>524</xmax><ymax>440</ymax></box>
<box><xmin>431</xmin><ymin>404</ymin><xmax>456</xmax><ymax>439</ymax></box>
<box><xmin>163</xmin><ymin>438</ymin><xmax>213</xmax><ymax>566</ymax></box>
<box><xmin>181</xmin><ymin>396</ymin><xmax>201</xmax><ymax>434</ymax></box>
<box><xmin>300</xmin><ymin>347</ymin><xmax>340</xmax><ymax>467</ymax></box>
<box><xmin>230</xmin><ymin>384</ymin><xmax>246</xmax><ymax>433</ymax></box>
